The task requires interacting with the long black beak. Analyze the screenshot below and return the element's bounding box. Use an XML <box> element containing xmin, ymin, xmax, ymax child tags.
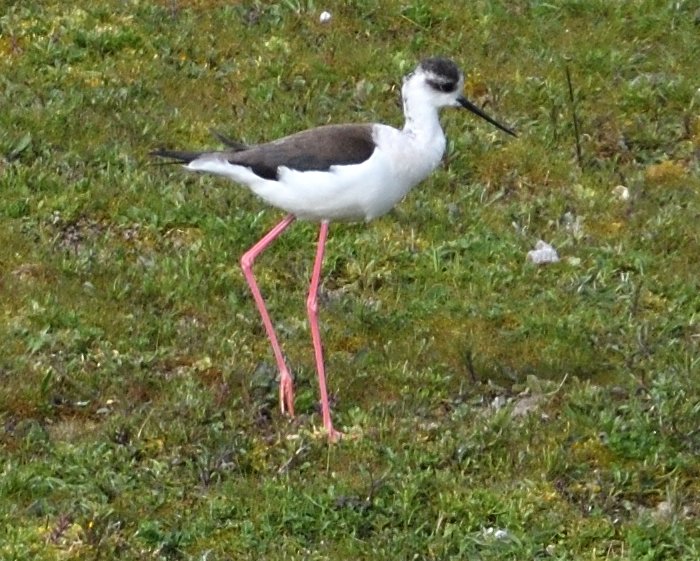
<box><xmin>458</xmin><ymin>95</ymin><xmax>517</xmax><ymax>137</ymax></box>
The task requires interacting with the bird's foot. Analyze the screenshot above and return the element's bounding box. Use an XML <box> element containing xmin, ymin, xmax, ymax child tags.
<box><xmin>279</xmin><ymin>370</ymin><xmax>295</xmax><ymax>417</ymax></box>
<box><xmin>311</xmin><ymin>424</ymin><xmax>344</xmax><ymax>442</ymax></box>
<box><xmin>310</xmin><ymin>424</ymin><xmax>364</xmax><ymax>442</ymax></box>
<box><xmin>326</xmin><ymin>427</ymin><xmax>344</xmax><ymax>443</ymax></box>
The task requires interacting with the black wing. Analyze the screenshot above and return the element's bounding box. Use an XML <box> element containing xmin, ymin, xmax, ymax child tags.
<box><xmin>229</xmin><ymin>124</ymin><xmax>376</xmax><ymax>180</ymax></box>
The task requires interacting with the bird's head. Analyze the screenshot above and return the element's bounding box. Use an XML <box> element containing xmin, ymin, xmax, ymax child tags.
<box><xmin>402</xmin><ymin>57</ymin><xmax>516</xmax><ymax>137</ymax></box>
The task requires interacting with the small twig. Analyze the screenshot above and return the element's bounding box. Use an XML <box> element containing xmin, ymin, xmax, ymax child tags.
<box><xmin>565</xmin><ymin>65</ymin><xmax>583</xmax><ymax>168</ymax></box>
<box><xmin>630</xmin><ymin>279</ymin><xmax>643</xmax><ymax>320</ymax></box>
<box><xmin>136</xmin><ymin>407</ymin><xmax>154</xmax><ymax>440</ymax></box>
<box><xmin>365</xmin><ymin>469</ymin><xmax>389</xmax><ymax>504</ymax></box>
<box><xmin>545</xmin><ymin>373</ymin><xmax>569</xmax><ymax>397</ymax></box>
<box><xmin>278</xmin><ymin>444</ymin><xmax>309</xmax><ymax>474</ymax></box>
<box><xmin>46</xmin><ymin>513</ymin><xmax>73</xmax><ymax>544</ymax></box>
<box><xmin>463</xmin><ymin>347</ymin><xmax>478</xmax><ymax>383</ymax></box>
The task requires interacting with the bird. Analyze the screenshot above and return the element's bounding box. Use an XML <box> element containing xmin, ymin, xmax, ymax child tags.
<box><xmin>151</xmin><ymin>57</ymin><xmax>516</xmax><ymax>441</ymax></box>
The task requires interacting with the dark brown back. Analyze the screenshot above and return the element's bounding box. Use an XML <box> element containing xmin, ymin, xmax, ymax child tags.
<box><xmin>229</xmin><ymin>124</ymin><xmax>376</xmax><ymax>180</ymax></box>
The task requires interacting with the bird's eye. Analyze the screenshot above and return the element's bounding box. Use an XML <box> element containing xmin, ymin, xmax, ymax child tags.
<box><xmin>427</xmin><ymin>79</ymin><xmax>456</xmax><ymax>93</ymax></box>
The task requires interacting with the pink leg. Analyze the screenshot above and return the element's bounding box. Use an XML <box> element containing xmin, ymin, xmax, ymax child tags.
<box><xmin>307</xmin><ymin>221</ymin><xmax>342</xmax><ymax>441</ymax></box>
<box><xmin>240</xmin><ymin>214</ymin><xmax>296</xmax><ymax>417</ymax></box>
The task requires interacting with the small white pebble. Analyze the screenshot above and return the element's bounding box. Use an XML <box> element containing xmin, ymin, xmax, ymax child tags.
<box><xmin>653</xmin><ymin>500</ymin><xmax>673</xmax><ymax>521</ymax></box>
<box><xmin>562</xmin><ymin>211</ymin><xmax>584</xmax><ymax>238</ymax></box>
<box><xmin>491</xmin><ymin>395</ymin><xmax>508</xmax><ymax>410</ymax></box>
<box><xmin>527</xmin><ymin>240</ymin><xmax>560</xmax><ymax>264</ymax></box>
<box><xmin>483</xmin><ymin>527</ymin><xmax>510</xmax><ymax>540</ymax></box>
<box><xmin>612</xmin><ymin>184</ymin><xmax>630</xmax><ymax>201</ymax></box>
<box><xmin>319</xmin><ymin>11</ymin><xmax>332</xmax><ymax>23</ymax></box>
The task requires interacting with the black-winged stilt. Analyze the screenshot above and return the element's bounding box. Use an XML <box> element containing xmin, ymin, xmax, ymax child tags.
<box><xmin>151</xmin><ymin>57</ymin><xmax>515</xmax><ymax>441</ymax></box>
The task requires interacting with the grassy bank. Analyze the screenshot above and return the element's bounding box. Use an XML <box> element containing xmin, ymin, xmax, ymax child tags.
<box><xmin>1</xmin><ymin>1</ymin><xmax>699</xmax><ymax>558</ymax></box>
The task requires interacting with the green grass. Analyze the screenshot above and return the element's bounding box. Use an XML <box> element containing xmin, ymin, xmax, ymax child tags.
<box><xmin>1</xmin><ymin>0</ymin><xmax>699</xmax><ymax>559</ymax></box>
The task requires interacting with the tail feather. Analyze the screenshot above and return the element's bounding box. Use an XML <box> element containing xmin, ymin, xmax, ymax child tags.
<box><xmin>209</xmin><ymin>129</ymin><xmax>248</xmax><ymax>151</ymax></box>
<box><xmin>149</xmin><ymin>148</ymin><xmax>204</xmax><ymax>163</ymax></box>
<box><xmin>150</xmin><ymin>130</ymin><xmax>247</xmax><ymax>164</ymax></box>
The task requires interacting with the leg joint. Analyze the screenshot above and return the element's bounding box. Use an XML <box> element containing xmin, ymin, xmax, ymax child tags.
<box><xmin>306</xmin><ymin>294</ymin><xmax>318</xmax><ymax>315</ymax></box>
<box><xmin>240</xmin><ymin>251</ymin><xmax>254</xmax><ymax>271</ymax></box>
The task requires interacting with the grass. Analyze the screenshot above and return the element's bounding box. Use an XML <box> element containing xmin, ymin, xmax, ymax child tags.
<box><xmin>1</xmin><ymin>0</ymin><xmax>699</xmax><ymax>558</ymax></box>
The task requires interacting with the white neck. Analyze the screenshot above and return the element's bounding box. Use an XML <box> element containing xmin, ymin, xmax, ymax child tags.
<box><xmin>400</xmin><ymin>86</ymin><xmax>446</xmax><ymax>156</ymax></box>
